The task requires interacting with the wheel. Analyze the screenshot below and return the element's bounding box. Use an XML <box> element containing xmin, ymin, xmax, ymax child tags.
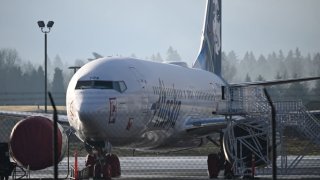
<box><xmin>94</xmin><ymin>162</ymin><xmax>102</xmax><ymax>179</ymax></box>
<box><xmin>102</xmin><ymin>163</ymin><xmax>112</xmax><ymax>180</ymax></box>
<box><xmin>85</xmin><ymin>154</ymin><xmax>96</xmax><ymax>177</ymax></box>
<box><xmin>106</xmin><ymin>154</ymin><xmax>121</xmax><ymax>177</ymax></box>
<box><xmin>224</xmin><ymin>160</ymin><xmax>234</xmax><ymax>179</ymax></box>
<box><xmin>207</xmin><ymin>153</ymin><xmax>220</xmax><ymax>178</ymax></box>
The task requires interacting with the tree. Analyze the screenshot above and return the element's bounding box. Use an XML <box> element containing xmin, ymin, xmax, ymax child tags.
<box><xmin>166</xmin><ymin>46</ymin><xmax>181</xmax><ymax>61</ymax></box>
<box><xmin>150</xmin><ymin>54</ymin><xmax>156</xmax><ymax>61</ymax></box>
<box><xmin>256</xmin><ymin>74</ymin><xmax>265</xmax><ymax>81</ymax></box>
<box><xmin>222</xmin><ymin>52</ymin><xmax>236</xmax><ymax>82</ymax></box>
<box><xmin>278</xmin><ymin>50</ymin><xmax>285</xmax><ymax>61</ymax></box>
<box><xmin>51</xmin><ymin>67</ymin><xmax>65</xmax><ymax>93</ymax></box>
<box><xmin>74</xmin><ymin>59</ymin><xmax>86</xmax><ymax>67</ymax></box>
<box><xmin>311</xmin><ymin>53</ymin><xmax>320</xmax><ymax>104</ymax></box>
<box><xmin>313</xmin><ymin>53</ymin><xmax>320</xmax><ymax>75</ymax></box>
<box><xmin>245</xmin><ymin>73</ymin><xmax>251</xmax><ymax>82</ymax></box>
<box><xmin>286</xmin><ymin>73</ymin><xmax>308</xmax><ymax>100</ymax></box>
<box><xmin>270</xmin><ymin>72</ymin><xmax>287</xmax><ymax>99</ymax></box>
<box><xmin>156</xmin><ymin>53</ymin><xmax>163</xmax><ymax>62</ymax></box>
<box><xmin>275</xmin><ymin>72</ymin><xmax>282</xmax><ymax>80</ymax></box>
<box><xmin>150</xmin><ymin>53</ymin><xmax>163</xmax><ymax>62</ymax></box>
<box><xmin>36</xmin><ymin>66</ymin><xmax>45</xmax><ymax>93</ymax></box>
<box><xmin>227</xmin><ymin>51</ymin><xmax>238</xmax><ymax>63</ymax></box>
<box><xmin>285</xmin><ymin>49</ymin><xmax>303</xmax><ymax>78</ymax></box>
<box><xmin>239</xmin><ymin>51</ymin><xmax>256</xmax><ymax>80</ymax></box>
<box><xmin>54</xmin><ymin>55</ymin><xmax>63</xmax><ymax>69</ymax></box>
<box><xmin>0</xmin><ymin>48</ymin><xmax>23</xmax><ymax>94</ymax></box>
<box><xmin>257</xmin><ymin>54</ymin><xmax>272</xmax><ymax>79</ymax></box>
<box><xmin>0</xmin><ymin>48</ymin><xmax>21</xmax><ymax>68</ymax></box>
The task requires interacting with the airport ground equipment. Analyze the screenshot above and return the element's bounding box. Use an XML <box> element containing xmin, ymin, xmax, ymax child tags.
<box><xmin>217</xmin><ymin>86</ymin><xmax>320</xmax><ymax>177</ymax></box>
<box><xmin>0</xmin><ymin>143</ymin><xmax>16</xmax><ymax>180</ymax></box>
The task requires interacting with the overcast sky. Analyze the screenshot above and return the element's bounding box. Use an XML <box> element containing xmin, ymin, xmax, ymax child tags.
<box><xmin>1</xmin><ymin>0</ymin><xmax>320</xmax><ymax>66</ymax></box>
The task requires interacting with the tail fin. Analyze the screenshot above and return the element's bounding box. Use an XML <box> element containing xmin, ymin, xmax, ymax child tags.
<box><xmin>193</xmin><ymin>0</ymin><xmax>222</xmax><ymax>76</ymax></box>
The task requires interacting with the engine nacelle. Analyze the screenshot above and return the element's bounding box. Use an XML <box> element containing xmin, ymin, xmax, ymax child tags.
<box><xmin>223</xmin><ymin>120</ymin><xmax>270</xmax><ymax>167</ymax></box>
<box><xmin>9</xmin><ymin>116</ymin><xmax>68</xmax><ymax>170</ymax></box>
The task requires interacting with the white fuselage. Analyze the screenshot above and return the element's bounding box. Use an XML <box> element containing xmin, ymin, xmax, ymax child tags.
<box><xmin>66</xmin><ymin>57</ymin><xmax>226</xmax><ymax>150</ymax></box>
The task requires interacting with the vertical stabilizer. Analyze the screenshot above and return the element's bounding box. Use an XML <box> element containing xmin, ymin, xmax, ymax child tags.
<box><xmin>193</xmin><ymin>0</ymin><xmax>221</xmax><ymax>76</ymax></box>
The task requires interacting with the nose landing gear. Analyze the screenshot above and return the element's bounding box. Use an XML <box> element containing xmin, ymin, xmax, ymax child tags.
<box><xmin>84</xmin><ymin>142</ymin><xmax>121</xmax><ymax>179</ymax></box>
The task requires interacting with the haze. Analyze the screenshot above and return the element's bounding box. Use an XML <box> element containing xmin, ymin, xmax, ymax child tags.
<box><xmin>1</xmin><ymin>0</ymin><xmax>320</xmax><ymax>66</ymax></box>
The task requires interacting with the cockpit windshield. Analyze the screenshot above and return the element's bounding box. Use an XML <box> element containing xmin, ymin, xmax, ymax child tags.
<box><xmin>75</xmin><ymin>80</ymin><xmax>127</xmax><ymax>93</ymax></box>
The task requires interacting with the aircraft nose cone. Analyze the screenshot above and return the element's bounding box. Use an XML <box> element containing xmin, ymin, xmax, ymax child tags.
<box><xmin>75</xmin><ymin>91</ymin><xmax>108</xmax><ymax>125</ymax></box>
<box><xmin>74</xmin><ymin>91</ymin><xmax>111</xmax><ymax>139</ymax></box>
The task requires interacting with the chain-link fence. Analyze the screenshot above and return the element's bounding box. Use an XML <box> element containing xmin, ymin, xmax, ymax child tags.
<box><xmin>1</xmin><ymin>94</ymin><xmax>320</xmax><ymax>179</ymax></box>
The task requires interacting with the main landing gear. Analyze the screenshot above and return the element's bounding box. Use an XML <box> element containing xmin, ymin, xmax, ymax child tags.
<box><xmin>84</xmin><ymin>142</ymin><xmax>121</xmax><ymax>179</ymax></box>
<box><xmin>206</xmin><ymin>133</ymin><xmax>234</xmax><ymax>179</ymax></box>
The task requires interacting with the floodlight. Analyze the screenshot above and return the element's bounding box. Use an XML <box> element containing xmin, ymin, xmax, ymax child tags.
<box><xmin>37</xmin><ymin>21</ymin><xmax>45</xmax><ymax>28</ymax></box>
<box><xmin>47</xmin><ymin>21</ymin><xmax>54</xmax><ymax>28</ymax></box>
<box><xmin>36</xmin><ymin>20</ymin><xmax>54</xmax><ymax>113</ymax></box>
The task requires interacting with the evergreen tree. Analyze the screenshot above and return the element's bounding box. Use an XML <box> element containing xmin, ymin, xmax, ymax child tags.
<box><xmin>166</xmin><ymin>46</ymin><xmax>181</xmax><ymax>61</ymax></box>
<box><xmin>286</xmin><ymin>73</ymin><xmax>308</xmax><ymax>100</ymax></box>
<box><xmin>245</xmin><ymin>73</ymin><xmax>251</xmax><ymax>82</ymax></box>
<box><xmin>275</xmin><ymin>72</ymin><xmax>282</xmax><ymax>80</ymax></box>
<box><xmin>156</xmin><ymin>53</ymin><xmax>163</xmax><ymax>62</ymax></box>
<box><xmin>239</xmin><ymin>51</ymin><xmax>256</xmax><ymax>80</ymax></box>
<box><xmin>74</xmin><ymin>59</ymin><xmax>86</xmax><ymax>67</ymax></box>
<box><xmin>0</xmin><ymin>48</ymin><xmax>23</xmax><ymax>94</ymax></box>
<box><xmin>150</xmin><ymin>54</ymin><xmax>156</xmax><ymax>61</ymax></box>
<box><xmin>130</xmin><ymin>53</ymin><xmax>137</xmax><ymax>58</ymax></box>
<box><xmin>222</xmin><ymin>52</ymin><xmax>236</xmax><ymax>82</ymax></box>
<box><xmin>256</xmin><ymin>74</ymin><xmax>265</xmax><ymax>81</ymax></box>
<box><xmin>313</xmin><ymin>53</ymin><xmax>320</xmax><ymax>75</ymax></box>
<box><xmin>227</xmin><ymin>51</ymin><xmax>238</xmax><ymax>63</ymax></box>
<box><xmin>278</xmin><ymin>50</ymin><xmax>285</xmax><ymax>61</ymax></box>
<box><xmin>312</xmin><ymin>53</ymin><xmax>320</xmax><ymax>100</ymax></box>
<box><xmin>51</xmin><ymin>67</ymin><xmax>65</xmax><ymax>93</ymax></box>
<box><xmin>257</xmin><ymin>54</ymin><xmax>271</xmax><ymax>79</ymax></box>
<box><xmin>54</xmin><ymin>55</ymin><xmax>63</xmax><ymax>69</ymax></box>
<box><xmin>0</xmin><ymin>48</ymin><xmax>21</xmax><ymax>68</ymax></box>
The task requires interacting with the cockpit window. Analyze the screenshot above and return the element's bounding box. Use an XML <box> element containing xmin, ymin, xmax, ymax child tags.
<box><xmin>75</xmin><ymin>80</ymin><xmax>127</xmax><ymax>93</ymax></box>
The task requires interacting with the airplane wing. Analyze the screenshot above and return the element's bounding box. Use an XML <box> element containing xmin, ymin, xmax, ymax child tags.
<box><xmin>229</xmin><ymin>76</ymin><xmax>320</xmax><ymax>87</ymax></box>
<box><xmin>183</xmin><ymin>115</ymin><xmax>245</xmax><ymax>137</ymax></box>
<box><xmin>0</xmin><ymin>110</ymin><xmax>69</xmax><ymax>125</ymax></box>
<box><xmin>182</xmin><ymin>116</ymin><xmax>230</xmax><ymax>137</ymax></box>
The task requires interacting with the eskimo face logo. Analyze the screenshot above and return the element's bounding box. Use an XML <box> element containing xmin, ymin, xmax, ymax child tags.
<box><xmin>212</xmin><ymin>0</ymin><xmax>221</xmax><ymax>56</ymax></box>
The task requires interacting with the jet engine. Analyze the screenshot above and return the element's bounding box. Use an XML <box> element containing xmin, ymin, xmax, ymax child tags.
<box><xmin>9</xmin><ymin>116</ymin><xmax>67</xmax><ymax>170</ymax></box>
<box><xmin>223</xmin><ymin>119</ymin><xmax>270</xmax><ymax>167</ymax></box>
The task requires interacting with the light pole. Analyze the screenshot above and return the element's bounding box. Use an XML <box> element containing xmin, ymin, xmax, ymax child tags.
<box><xmin>37</xmin><ymin>20</ymin><xmax>54</xmax><ymax>113</ymax></box>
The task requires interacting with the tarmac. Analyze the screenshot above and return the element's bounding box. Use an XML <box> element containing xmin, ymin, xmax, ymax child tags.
<box><xmin>11</xmin><ymin>156</ymin><xmax>320</xmax><ymax>180</ymax></box>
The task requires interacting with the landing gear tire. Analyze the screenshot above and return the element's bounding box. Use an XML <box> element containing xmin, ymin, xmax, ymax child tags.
<box><xmin>93</xmin><ymin>159</ymin><xmax>112</xmax><ymax>180</ymax></box>
<box><xmin>207</xmin><ymin>153</ymin><xmax>220</xmax><ymax>179</ymax></box>
<box><xmin>224</xmin><ymin>160</ymin><xmax>234</xmax><ymax>179</ymax></box>
<box><xmin>106</xmin><ymin>154</ymin><xmax>121</xmax><ymax>177</ymax></box>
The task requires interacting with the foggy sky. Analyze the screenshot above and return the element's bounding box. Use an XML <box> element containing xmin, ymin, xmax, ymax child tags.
<box><xmin>1</xmin><ymin>0</ymin><xmax>320</xmax><ymax>66</ymax></box>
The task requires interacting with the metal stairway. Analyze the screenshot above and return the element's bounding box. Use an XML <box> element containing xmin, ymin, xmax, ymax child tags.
<box><xmin>218</xmin><ymin>86</ymin><xmax>271</xmax><ymax>176</ymax></box>
<box><xmin>217</xmin><ymin>86</ymin><xmax>320</xmax><ymax>176</ymax></box>
<box><xmin>273</xmin><ymin>100</ymin><xmax>320</xmax><ymax>172</ymax></box>
<box><xmin>275</xmin><ymin>101</ymin><xmax>320</xmax><ymax>145</ymax></box>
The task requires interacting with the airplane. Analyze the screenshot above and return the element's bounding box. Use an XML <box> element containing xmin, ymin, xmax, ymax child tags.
<box><xmin>2</xmin><ymin>0</ymin><xmax>320</xmax><ymax>179</ymax></box>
